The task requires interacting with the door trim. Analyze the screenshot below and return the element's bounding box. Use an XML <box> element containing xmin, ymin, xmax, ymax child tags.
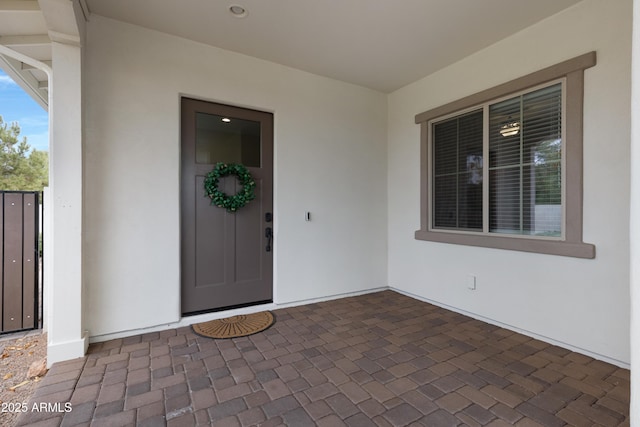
<box><xmin>180</xmin><ymin>97</ymin><xmax>274</xmax><ymax>315</ymax></box>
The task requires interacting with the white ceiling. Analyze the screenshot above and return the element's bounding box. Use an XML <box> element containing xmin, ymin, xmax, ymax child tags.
<box><xmin>0</xmin><ymin>0</ymin><xmax>584</xmax><ymax>102</ymax></box>
<box><xmin>84</xmin><ymin>0</ymin><xmax>583</xmax><ymax>93</ymax></box>
<box><xmin>0</xmin><ymin>0</ymin><xmax>51</xmax><ymax>109</ymax></box>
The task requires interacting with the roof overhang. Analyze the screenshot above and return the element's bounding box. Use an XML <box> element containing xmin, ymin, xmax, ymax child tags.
<box><xmin>0</xmin><ymin>0</ymin><xmax>84</xmax><ymax>111</ymax></box>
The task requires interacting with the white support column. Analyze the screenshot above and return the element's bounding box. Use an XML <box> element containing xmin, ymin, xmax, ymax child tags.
<box><xmin>631</xmin><ymin>1</ymin><xmax>640</xmax><ymax>424</ymax></box>
<box><xmin>46</xmin><ymin>39</ymin><xmax>87</xmax><ymax>366</ymax></box>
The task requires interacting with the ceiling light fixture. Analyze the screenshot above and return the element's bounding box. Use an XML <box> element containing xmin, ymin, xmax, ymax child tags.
<box><xmin>221</xmin><ymin>117</ymin><xmax>231</xmax><ymax>123</ymax></box>
<box><xmin>500</xmin><ymin>121</ymin><xmax>520</xmax><ymax>137</ymax></box>
<box><xmin>229</xmin><ymin>5</ymin><xmax>248</xmax><ymax>18</ymax></box>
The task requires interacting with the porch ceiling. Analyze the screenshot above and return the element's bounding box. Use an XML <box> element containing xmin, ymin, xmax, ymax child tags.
<box><xmin>84</xmin><ymin>0</ymin><xmax>583</xmax><ymax>93</ymax></box>
<box><xmin>0</xmin><ymin>0</ymin><xmax>82</xmax><ymax>110</ymax></box>
<box><xmin>0</xmin><ymin>0</ymin><xmax>50</xmax><ymax>109</ymax></box>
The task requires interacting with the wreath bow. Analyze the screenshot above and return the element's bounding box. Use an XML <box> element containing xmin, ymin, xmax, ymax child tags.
<box><xmin>204</xmin><ymin>163</ymin><xmax>256</xmax><ymax>212</ymax></box>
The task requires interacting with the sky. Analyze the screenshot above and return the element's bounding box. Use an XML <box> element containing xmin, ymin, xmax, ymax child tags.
<box><xmin>0</xmin><ymin>69</ymin><xmax>49</xmax><ymax>152</ymax></box>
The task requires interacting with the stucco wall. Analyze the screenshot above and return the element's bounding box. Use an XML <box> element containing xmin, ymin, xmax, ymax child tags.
<box><xmin>83</xmin><ymin>16</ymin><xmax>388</xmax><ymax>337</ymax></box>
<box><xmin>83</xmin><ymin>0</ymin><xmax>632</xmax><ymax>366</ymax></box>
<box><xmin>388</xmin><ymin>0</ymin><xmax>631</xmax><ymax>365</ymax></box>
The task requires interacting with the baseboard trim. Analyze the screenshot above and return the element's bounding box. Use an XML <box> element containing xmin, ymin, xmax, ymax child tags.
<box><xmin>47</xmin><ymin>331</ymin><xmax>89</xmax><ymax>368</ymax></box>
<box><xmin>87</xmin><ymin>286</ymin><xmax>628</xmax><ymax>369</ymax></box>
<box><xmin>390</xmin><ymin>287</ymin><xmax>630</xmax><ymax>369</ymax></box>
<box><xmin>88</xmin><ymin>287</ymin><xmax>388</xmax><ymax>344</ymax></box>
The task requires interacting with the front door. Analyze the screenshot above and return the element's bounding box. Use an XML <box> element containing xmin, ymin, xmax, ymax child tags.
<box><xmin>181</xmin><ymin>98</ymin><xmax>273</xmax><ymax>314</ymax></box>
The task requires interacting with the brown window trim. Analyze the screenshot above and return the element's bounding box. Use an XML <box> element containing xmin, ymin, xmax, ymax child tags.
<box><xmin>414</xmin><ymin>52</ymin><xmax>597</xmax><ymax>259</ymax></box>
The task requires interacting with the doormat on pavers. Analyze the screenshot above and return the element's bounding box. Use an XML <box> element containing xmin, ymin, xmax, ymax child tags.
<box><xmin>192</xmin><ymin>311</ymin><xmax>275</xmax><ymax>339</ymax></box>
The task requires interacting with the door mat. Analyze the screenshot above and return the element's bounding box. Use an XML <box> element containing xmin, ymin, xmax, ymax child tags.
<box><xmin>192</xmin><ymin>311</ymin><xmax>275</xmax><ymax>339</ymax></box>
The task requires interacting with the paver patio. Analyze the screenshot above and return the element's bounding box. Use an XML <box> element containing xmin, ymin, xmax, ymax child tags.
<box><xmin>14</xmin><ymin>291</ymin><xmax>629</xmax><ymax>426</ymax></box>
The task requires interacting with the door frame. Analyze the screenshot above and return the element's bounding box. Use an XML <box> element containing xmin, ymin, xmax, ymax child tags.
<box><xmin>180</xmin><ymin>97</ymin><xmax>274</xmax><ymax>315</ymax></box>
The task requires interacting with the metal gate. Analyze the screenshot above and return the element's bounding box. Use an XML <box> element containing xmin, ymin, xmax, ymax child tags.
<box><xmin>0</xmin><ymin>191</ymin><xmax>39</xmax><ymax>333</ymax></box>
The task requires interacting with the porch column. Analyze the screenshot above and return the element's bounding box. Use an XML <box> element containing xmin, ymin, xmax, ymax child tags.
<box><xmin>46</xmin><ymin>40</ymin><xmax>87</xmax><ymax>365</ymax></box>
<box><xmin>631</xmin><ymin>0</ymin><xmax>640</xmax><ymax>423</ymax></box>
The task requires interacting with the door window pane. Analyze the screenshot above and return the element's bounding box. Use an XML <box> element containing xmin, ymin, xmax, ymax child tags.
<box><xmin>196</xmin><ymin>113</ymin><xmax>261</xmax><ymax>167</ymax></box>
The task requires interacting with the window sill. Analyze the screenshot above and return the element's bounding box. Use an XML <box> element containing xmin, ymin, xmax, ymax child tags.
<box><xmin>414</xmin><ymin>229</ymin><xmax>595</xmax><ymax>259</ymax></box>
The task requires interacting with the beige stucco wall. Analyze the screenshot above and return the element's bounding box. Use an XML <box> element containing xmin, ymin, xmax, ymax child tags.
<box><xmin>82</xmin><ymin>15</ymin><xmax>388</xmax><ymax>338</ymax></box>
<box><xmin>388</xmin><ymin>0</ymin><xmax>631</xmax><ymax>365</ymax></box>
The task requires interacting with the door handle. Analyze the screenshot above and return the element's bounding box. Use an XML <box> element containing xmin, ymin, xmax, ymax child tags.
<box><xmin>265</xmin><ymin>227</ymin><xmax>272</xmax><ymax>252</ymax></box>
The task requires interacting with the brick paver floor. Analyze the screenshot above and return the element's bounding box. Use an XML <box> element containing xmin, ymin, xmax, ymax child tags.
<box><xmin>14</xmin><ymin>291</ymin><xmax>629</xmax><ymax>426</ymax></box>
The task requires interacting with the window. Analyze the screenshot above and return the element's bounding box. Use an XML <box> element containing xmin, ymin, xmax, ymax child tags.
<box><xmin>415</xmin><ymin>52</ymin><xmax>596</xmax><ymax>258</ymax></box>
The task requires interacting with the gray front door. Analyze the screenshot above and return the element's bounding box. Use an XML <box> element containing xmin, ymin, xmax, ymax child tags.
<box><xmin>181</xmin><ymin>98</ymin><xmax>273</xmax><ymax>314</ymax></box>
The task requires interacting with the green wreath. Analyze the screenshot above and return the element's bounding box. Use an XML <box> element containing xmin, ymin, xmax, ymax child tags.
<box><xmin>204</xmin><ymin>163</ymin><xmax>256</xmax><ymax>212</ymax></box>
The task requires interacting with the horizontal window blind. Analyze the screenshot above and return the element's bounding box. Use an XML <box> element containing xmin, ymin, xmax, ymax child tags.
<box><xmin>432</xmin><ymin>110</ymin><xmax>483</xmax><ymax>231</ymax></box>
<box><xmin>488</xmin><ymin>83</ymin><xmax>562</xmax><ymax>236</ymax></box>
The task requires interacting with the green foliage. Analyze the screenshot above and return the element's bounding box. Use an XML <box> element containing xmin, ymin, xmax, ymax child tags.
<box><xmin>534</xmin><ymin>138</ymin><xmax>561</xmax><ymax>205</ymax></box>
<box><xmin>0</xmin><ymin>116</ymin><xmax>48</xmax><ymax>192</ymax></box>
<box><xmin>204</xmin><ymin>163</ymin><xmax>256</xmax><ymax>212</ymax></box>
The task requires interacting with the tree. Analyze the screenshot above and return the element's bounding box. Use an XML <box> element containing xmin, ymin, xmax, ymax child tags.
<box><xmin>0</xmin><ymin>115</ymin><xmax>48</xmax><ymax>192</ymax></box>
<box><xmin>534</xmin><ymin>138</ymin><xmax>561</xmax><ymax>205</ymax></box>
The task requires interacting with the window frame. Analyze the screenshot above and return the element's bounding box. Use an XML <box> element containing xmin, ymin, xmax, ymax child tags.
<box><xmin>414</xmin><ymin>52</ymin><xmax>596</xmax><ymax>259</ymax></box>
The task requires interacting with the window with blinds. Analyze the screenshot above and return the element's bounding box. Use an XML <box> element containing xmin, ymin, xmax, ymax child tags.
<box><xmin>415</xmin><ymin>52</ymin><xmax>596</xmax><ymax>258</ymax></box>
<box><xmin>430</xmin><ymin>82</ymin><xmax>563</xmax><ymax>238</ymax></box>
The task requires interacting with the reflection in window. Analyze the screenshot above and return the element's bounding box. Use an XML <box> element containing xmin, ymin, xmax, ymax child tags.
<box><xmin>430</xmin><ymin>83</ymin><xmax>562</xmax><ymax>237</ymax></box>
<box><xmin>196</xmin><ymin>113</ymin><xmax>261</xmax><ymax>167</ymax></box>
<box><xmin>488</xmin><ymin>83</ymin><xmax>562</xmax><ymax>237</ymax></box>
<box><xmin>432</xmin><ymin>110</ymin><xmax>483</xmax><ymax>231</ymax></box>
